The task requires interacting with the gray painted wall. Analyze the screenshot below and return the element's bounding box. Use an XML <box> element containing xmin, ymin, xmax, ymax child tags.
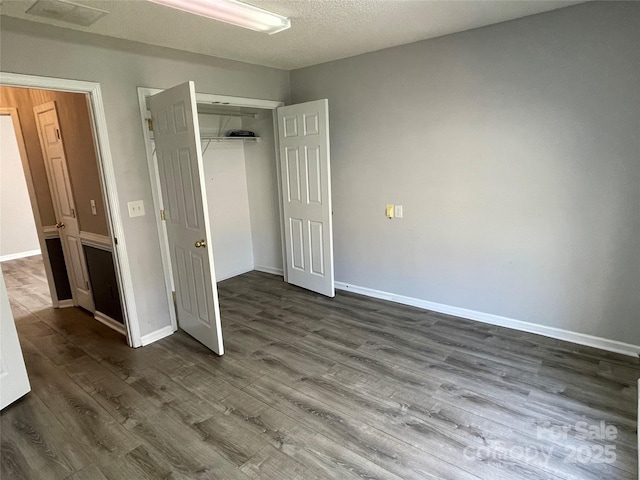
<box><xmin>0</xmin><ymin>17</ymin><xmax>290</xmax><ymax>337</ymax></box>
<box><xmin>290</xmin><ymin>2</ymin><xmax>640</xmax><ymax>345</ymax></box>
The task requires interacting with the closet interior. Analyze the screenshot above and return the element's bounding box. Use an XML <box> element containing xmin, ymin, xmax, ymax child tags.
<box><xmin>194</xmin><ymin>103</ymin><xmax>283</xmax><ymax>282</ymax></box>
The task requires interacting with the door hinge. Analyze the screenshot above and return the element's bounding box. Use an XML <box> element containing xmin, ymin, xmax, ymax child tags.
<box><xmin>56</xmin><ymin>128</ymin><xmax>61</xmax><ymax>140</ymax></box>
<box><xmin>85</xmin><ymin>281</ymin><xmax>90</xmax><ymax>290</ymax></box>
<box><xmin>147</xmin><ymin>118</ymin><xmax>153</xmax><ymax>131</ymax></box>
<box><xmin>160</xmin><ymin>209</ymin><xmax>166</xmax><ymax>221</ymax></box>
<box><xmin>71</xmin><ymin>208</ymin><xmax>76</xmax><ymax>218</ymax></box>
<box><xmin>114</xmin><ymin>237</ymin><xmax>118</xmax><ymax>245</ymax></box>
<box><xmin>171</xmin><ymin>291</ymin><xmax>176</xmax><ymax>303</ymax></box>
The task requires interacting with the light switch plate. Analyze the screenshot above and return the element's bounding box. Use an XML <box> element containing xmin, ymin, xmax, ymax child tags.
<box><xmin>386</xmin><ymin>204</ymin><xmax>394</xmax><ymax>218</ymax></box>
<box><xmin>128</xmin><ymin>200</ymin><xmax>145</xmax><ymax>218</ymax></box>
<box><xmin>394</xmin><ymin>205</ymin><xmax>403</xmax><ymax>218</ymax></box>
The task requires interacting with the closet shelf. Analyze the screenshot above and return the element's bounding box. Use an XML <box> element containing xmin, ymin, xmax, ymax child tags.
<box><xmin>150</xmin><ymin>135</ymin><xmax>260</xmax><ymax>156</ymax></box>
<box><xmin>200</xmin><ymin>136</ymin><xmax>260</xmax><ymax>142</ymax></box>
<box><xmin>201</xmin><ymin>136</ymin><xmax>260</xmax><ymax>155</ymax></box>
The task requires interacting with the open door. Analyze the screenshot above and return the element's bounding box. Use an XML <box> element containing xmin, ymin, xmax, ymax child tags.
<box><xmin>277</xmin><ymin>100</ymin><xmax>335</xmax><ymax>297</ymax></box>
<box><xmin>34</xmin><ymin>101</ymin><xmax>94</xmax><ymax>312</ymax></box>
<box><xmin>148</xmin><ymin>81</ymin><xmax>224</xmax><ymax>355</ymax></box>
<box><xmin>1</xmin><ymin>274</ymin><xmax>30</xmax><ymax>409</ymax></box>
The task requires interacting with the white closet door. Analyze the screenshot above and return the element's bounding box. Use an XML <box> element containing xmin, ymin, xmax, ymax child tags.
<box><xmin>277</xmin><ymin>99</ymin><xmax>335</xmax><ymax>297</ymax></box>
<box><xmin>149</xmin><ymin>81</ymin><xmax>224</xmax><ymax>355</ymax></box>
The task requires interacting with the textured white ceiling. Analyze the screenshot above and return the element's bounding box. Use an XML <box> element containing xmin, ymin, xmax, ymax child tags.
<box><xmin>0</xmin><ymin>0</ymin><xmax>584</xmax><ymax>70</ymax></box>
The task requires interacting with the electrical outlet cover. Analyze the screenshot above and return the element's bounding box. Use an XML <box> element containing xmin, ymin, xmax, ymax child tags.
<box><xmin>127</xmin><ymin>200</ymin><xmax>145</xmax><ymax>218</ymax></box>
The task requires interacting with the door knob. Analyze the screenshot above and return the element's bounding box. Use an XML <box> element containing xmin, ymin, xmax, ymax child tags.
<box><xmin>55</xmin><ymin>222</ymin><xmax>65</xmax><ymax>229</ymax></box>
<box><xmin>194</xmin><ymin>239</ymin><xmax>207</xmax><ymax>248</ymax></box>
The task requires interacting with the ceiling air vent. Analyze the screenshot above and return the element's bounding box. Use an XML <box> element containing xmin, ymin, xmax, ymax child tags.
<box><xmin>26</xmin><ymin>0</ymin><xmax>108</xmax><ymax>27</ymax></box>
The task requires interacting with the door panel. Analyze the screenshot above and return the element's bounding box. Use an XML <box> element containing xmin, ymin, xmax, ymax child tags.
<box><xmin>149</xmin><ymin>81</ymin><xmax>224</xmax><ymax>355</ymax></box>
<box><xmin>179</xmin><ymin>148</ymin><xmax>200</xmax><ymax>230</ymax></box>
<box><xmin>286</xmin><ymin>148</ymin><xmax>301</xmax><ymax>202</ymax></box>
<box><xmin>192</xmin><ymin>254</ymin><xmax>209</xmax><ymax>323</ymax></box>
<box><xmin>34</xmin><ymin>102</ymin><xmax>94</xmax><ymax>312</ymax></box>
<box><xmin>307</xmin><ymin>147</ymin><xmax>322</xmax><ymax>204</ymax></box>
<box><xmin>51</xmin><ymin>157</ymin><xmax>74</xmax><ymax>216</ymax></box>
<box><xmin>309</xmin><ymin>221</ymin><xmax>324</xmax><ymax>275</ymax></box>
<box><xmin>277</xmin><ymin>100</ymin><xmax>334</xmax><ymax>297</ymax></box>
<box><xmin>290</xmin><ymin>217</ymin><xmax>305</xmax><ymax>270</ymax></box>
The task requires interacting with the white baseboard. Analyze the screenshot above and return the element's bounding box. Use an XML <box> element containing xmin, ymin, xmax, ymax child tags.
<box><xmin>216</xmin><ymin>265</ymin><xmax>254</xmax><ymax>282</ymax></box>
<box><xmin>56</xmin><ymin>299</ymin><xmax>75</xmax><ymax>308</ymax></box>
<box><xmin>140</xmin><ymin>325</ymin><xmax>175</xmax><ymax>347</ymax></box>
<box><xmin>94</xmin><ymin>311</ymin><xmax>126</xmax><ymax>336</ymax></box>
<box><xmin>254</xmin><ymin>265</ymin><xmax>284</xmax><ymax>276</ymax></box>
<box><xmin>334</xmin><ymin>281</ymin><xmax>640</xmax><ymax>358</ymax></box>
<box><xmin>0</xmin><ymin>249</ymin><xmax>41</xmax><ymax>263</ymax></box>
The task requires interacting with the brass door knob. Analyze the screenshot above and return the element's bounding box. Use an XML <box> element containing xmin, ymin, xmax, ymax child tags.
<box><xmin>55</xmin><ymin>222</ymin><xmax>65</xmax><ymax>229</ymax></box>
<box><xmin>194</xmin><ymin>239</ymin><xmax>207</xmax><ymax>248</ymax></box>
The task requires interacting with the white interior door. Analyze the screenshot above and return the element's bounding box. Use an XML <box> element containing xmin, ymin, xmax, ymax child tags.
<box><xmin>34</xmin><ymin>102</ymin><xmax>94</xmax><ymax>312</ymax></box>
<box><xmin>277</xmin><ymin>99</ymin><xmax>335</xmax><ymax>297</ymax></box>
<box><xmin>148</xmin><ymin>81</ymin><xmax>224</xmax><ymax>355</ymax></box>
<box><xmin>0</xmin><ymin>273</ymin><xmax>31</xmax><ymax>410</ymax></box>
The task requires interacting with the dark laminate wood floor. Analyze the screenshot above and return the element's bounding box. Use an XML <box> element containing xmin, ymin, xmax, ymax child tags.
<box><xmin>1</xmin><ymin>256</ymin><xmax>638</xmax><ymax>479</ymax></box>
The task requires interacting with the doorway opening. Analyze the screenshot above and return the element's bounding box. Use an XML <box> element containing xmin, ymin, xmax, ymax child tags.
<box><xmin>0</xmin><ymin>88</ymin><xmax>125</xmax><ymax>337</ymax></box>
<box><xmin>0</xmin><ymin>72</ymin><xmax>139</xmax><ymax>347</ymax></box>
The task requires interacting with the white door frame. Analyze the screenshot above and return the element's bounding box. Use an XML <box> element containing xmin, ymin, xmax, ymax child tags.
<box><xmin>0</xmin><ymin>72</ymin><xmax>141</xmax><ymax>347</ymax></box>
<box><xmin>137</xmin><ymin>87</ymin><xmax>285</xmax><ymax>332</ymax></box>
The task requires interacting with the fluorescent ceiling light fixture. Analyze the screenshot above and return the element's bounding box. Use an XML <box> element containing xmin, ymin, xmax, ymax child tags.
<box><xmin>148</xmin><ymin>0</ymin><xmax>291</xmax><ymax>34</ymax></box>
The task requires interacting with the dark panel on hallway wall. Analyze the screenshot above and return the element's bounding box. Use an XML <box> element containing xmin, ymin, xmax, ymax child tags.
<box><xmin>45</xmin><ymin>238</ymin><xmax>72</xmax><ymax>300</ymax></box>
<box><xmin>84</xmin><ymin>246</ymin><xmax>123</xmax><ymax>324</ymax></box>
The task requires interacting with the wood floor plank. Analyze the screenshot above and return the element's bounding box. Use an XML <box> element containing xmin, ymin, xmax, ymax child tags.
<box><xmin>127</xmin><ymin>409</ymin><xmax>252</xmax><ymax>479</ymax></box>
<box><xmin>155</xmin><ymin>330</ymin><xmax>264</xmax><ymax>388</ymax></box>
<box><xmin>65</xmin><ymin>355</ymin><xmax>162</xmax><ymax>428</ymax></box>
<box><xmin>128</xmin><ymin>367</ymin><xmax>218</xmax><ymax>419</ymax></box>
<box><xmin>290</xmin><ymin>432</ymin><xmax>407</xmax><ymax>480</ymax></box>
<box><xmin>240</xmin><ymin>444</ymin><xmax>324</xmax><ymax>480</ymax></box>
<box><xmin>3</xmin><ymin>258</ymin><xmax>638</xmax><ymax>479</ymax></box>
<box><xmin>244</xmin><ymin>375</ymin><xmax>483</xmax><ymax>480</ymax></box>
<box><xmin>526</xmin><ymin>388</ymin><xmax>639</xmax><ymax>448</ymax></box>
<box><xmin>1</xmin><ymin>439</ymin><xmax>33</xmax><ymax>480</ymax></box>
<box><xmin>18</xmin><ymin>320</ymin><xmax>86</xmax><ymax>367</ymax></box>
<box><xmin>223</xmin><ymin>384</ymin><xmax>406</xmax><ymax>480</ymax></box>
<box><xmin>0</xmin><ymin>393</ymin><xmax>89</xmax><ymax>479</ymax></box>
<box><xmin>19</xmin><ymin>340</ymin><xmax>142</xmax><ymax>464</ymax></box>
<box><xmin>65</xmin><ymin>463</ymin><xmax>109</xmax><ymax>480</ymax></box>
<box><xmin>123</xmin><ymin>444</ymin><xmax>175</xmax><ymax>480</ymax></box>
<box><xmin>170</xmin><ymin>363</ymin><xmax>238</xmax><ymax>402</ymax></box>
<box><xmin>296</xmin><ymin>333</ymin><xmax>441</xmax><ymax>390</ymax></box>
<box><xmin>190</xmin><ymin>411</ymin><xmax>268</xmax><ymax>467</ymax></box>
<box><xmin>598</xmin><ymin>360</ymin><xmax>640</xmax><ymax>384</ymax></box>
<box><xmin>290</xmin><ymin>373</ymin><xmax>574</xmax><ymax>480</ymax></box>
